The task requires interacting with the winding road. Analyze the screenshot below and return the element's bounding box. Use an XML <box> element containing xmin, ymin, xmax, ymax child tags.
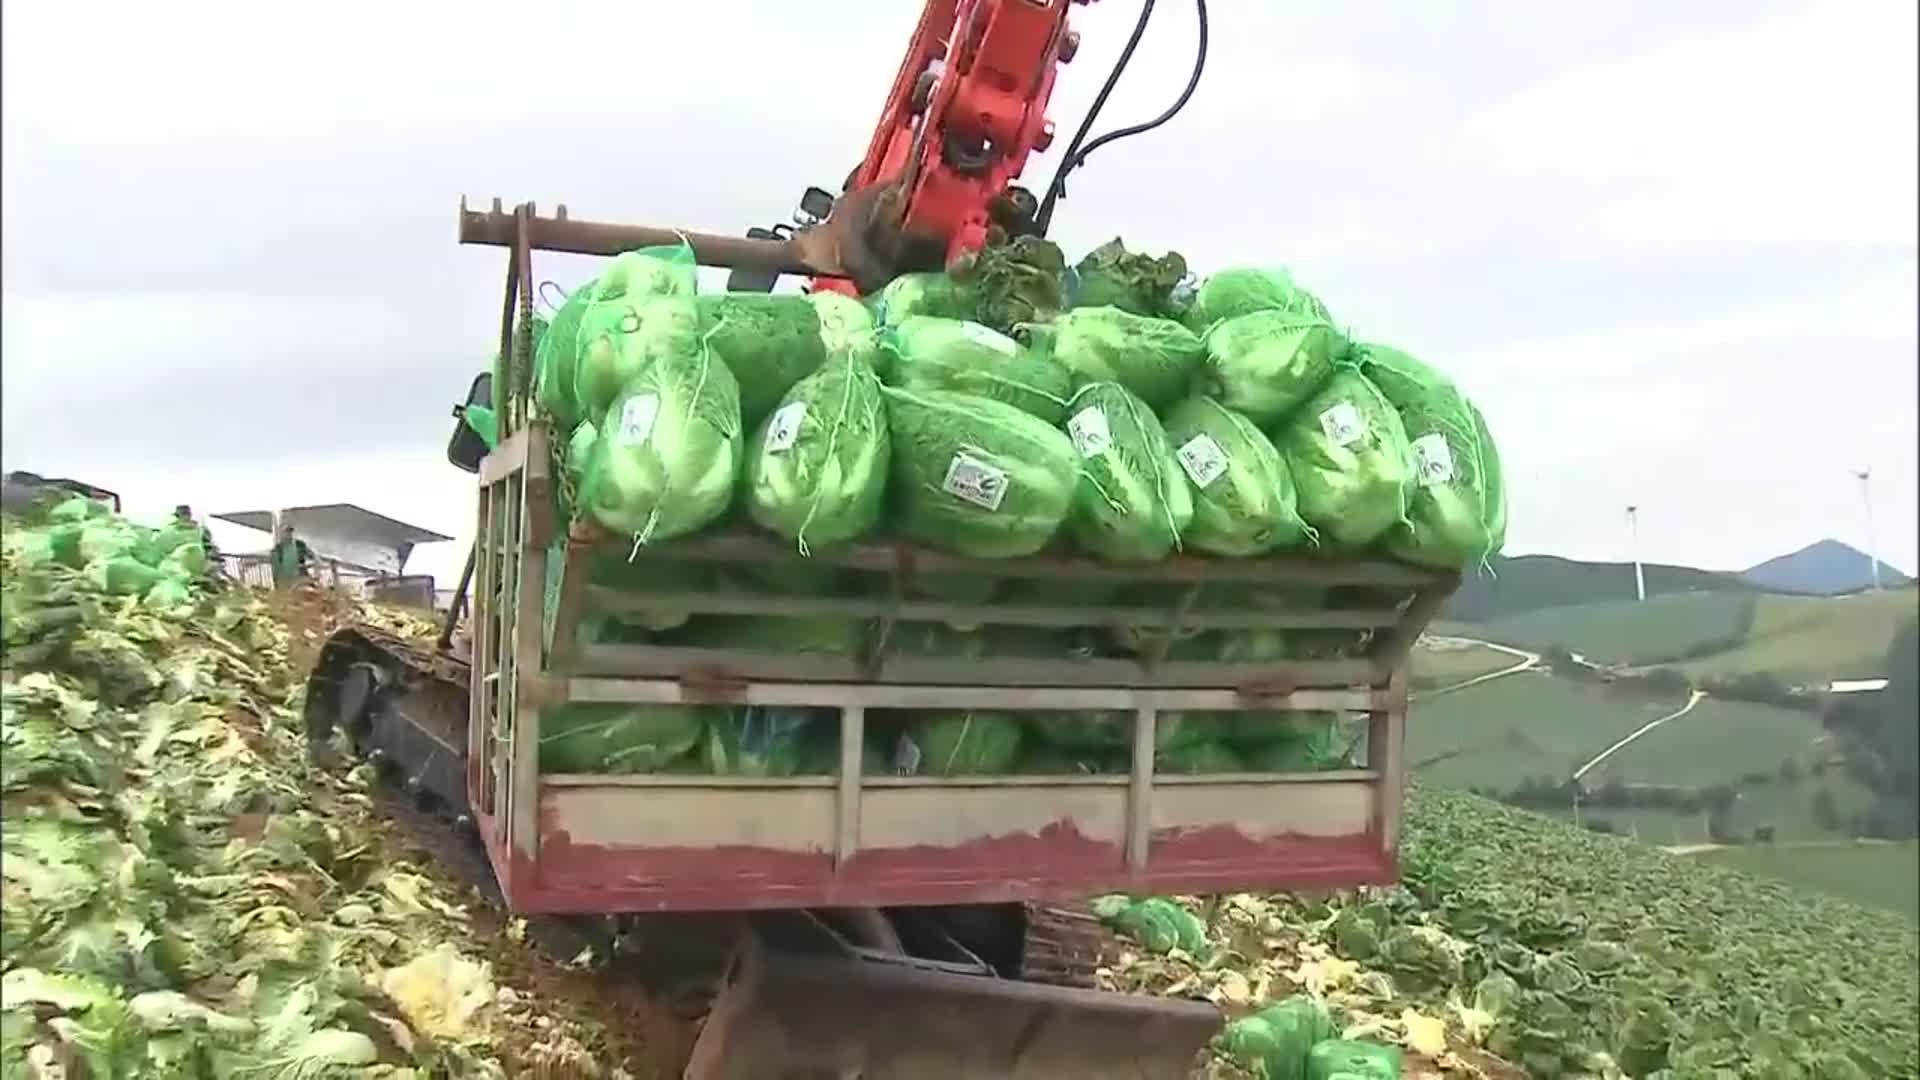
<box><xmin>1571</xmin><ymin>689</ymin><xmax>1708</xmax><ymax>784</ymax></box>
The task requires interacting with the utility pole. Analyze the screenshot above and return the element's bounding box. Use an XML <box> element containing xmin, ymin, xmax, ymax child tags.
<box><xmin>1853</xmin><ymin>469</ymin><xmax>1882</xmax><ymax>592</ymax></box>
<box><xmin>1626</xmin><ymin>505</ymin><xmax>1647</xmax><ymax>602</ymax></box>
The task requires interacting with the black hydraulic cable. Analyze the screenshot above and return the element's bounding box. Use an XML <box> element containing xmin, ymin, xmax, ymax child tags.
<box><xmin>1034</xmin><ymin>0</ymin><xmax>1209</xmax><ymax>234</ymax></box>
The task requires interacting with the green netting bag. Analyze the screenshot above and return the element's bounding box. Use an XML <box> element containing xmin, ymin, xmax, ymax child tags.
<box><xmin>161</xmin><ymin>543</ymin><xmax>208</xmax><ymax>579</ymax></box>
<box><xmin>1050</xmin><ymin>307</ymin><xmax>1204</xmax><ymax>412</ymax></box>
<box><xmin>538</xmin><ymin>703</ymin><xmax>708</xmax><ymax>773</ymax></box>
<box><xmin>537</xmin><ymin>244</ymin><xmax>697</xmax><ymax>427</ymax></box>
<box><xmin>1361</xmin><ymin>345</ymin><xmax>1495</xmax><ymax>571</ymax></box>
<box><xmin>1470</xmin><ymin>401</ymin><xmax>1508</xmax><ymax>554</ymax></box>
<box><xmin>1032</xmin><ymin>710</ymin><xmax>1190</xmax><ymax>753</ymax></box>
<box><xmin>134</xmin><ymin>523</ymin><xmax>201</xmax><ymax>568</ymax></box>
<box><xmin>1236</xmin><ymin>715</ymin><xmax>1352</xmax><ymax>771</ymax></box>
<box><xmin>143</xmin><ymin>576</ymin><xmax>194</xmax><ymax>612</ymax></box>
<box><xmin>1219</xmin><ymin>995</ymin><xmax>1339</xmax><ymax>1080</ymax></box>
<box><xmin>1156</xmin><ymin>740</ymin><xmax>1242</xmax><ymax>774</ymax></box>
<box><xmin>895</xmin><ymin>710</ymin><xmax>1025</xmax><ymax>775</ymax></box>
<box><xmin>1306</xmin><ymin>1039</ymin><xmax>1403</xmax><ymax>1080</ymax></box>
<box><xmin>1008</xmin><ymin>741</ymin><xmax>1124</xmax><ymax>775</ymax></box>
<box><xmin>883</xmin><ymin>317</ymin><xmax>1072</xmax><ymax>424</ymax></box>
<box><xmin>703</xmin><ymin>707</ymin><xmax>836</xmax><ymax>777</ymax></box>
<box><xmin>575</xmin><ymin>297</ymin><xmax>707</xmax><ymax>425</ymax></box>
<box><xmin>697</xmin><ymin>293</ymin><xmax>829</xmax><ymax>428</ymax></box>
<box><xmin>583</xmin><ymin>548</ymin><xmax>715</xmax><ymax>633</ymax></box>
<box><xmin>1091</xmin><ymin>896</ymin><xmax>1212</xmax><ymax>958</ymax></box>
<box><xmin>883</xmin><ymin>388</ymin><xmax>1077</xmax><ymax>559</ymax></box>
<box><xmin>44</xmin><ymin>523</ymin><xmax>86</xmax><ymax>569</ymax></box>
<box><xmin>48</xmin><ymin>495</ymin><xmax>105</xmax><ymax>525</ymax></box>
<box><xmin>78</xmin><ymin>523</ymin><xmax>139</xmax><ymax>566</ymax></box>
<box><xmin>870</xmin><ymin>272</ymin><xmax>979</xmax><ymax>330</ymax></box>
<box><xmin>811</xmin><ymin>291</ymin><xmax>883</xmax><ymax>371</ymax></box>
<box><xmin>1160</xmin><ymin>398</ymin><xmax>1313</xmax><ymax>556</ymax></box>
<box><xmin>1184</xmin><ymin>267</ymin><xmax>1336</xmax><ymax>333</ymax></box>
<box><xmin>1275</xmin><ymin>368</ymin><xmax>1414</xmax><ymax>549</ymax></box>
<box><xmin>744</xmin><ymin>356</ymin><xmax>890</xmax><ymax>552</ymax></box>
<box><xmin>85</xmin><ymin>556</ymin><xmax>163</xmax><ymax>596</ymax></box>
<box><xmin>575</xmin><ymin>321</ymin><xmax>742</xmax><ymax>545</ymax></box>
<box><xmin>1062</xmin><ymin>383</ymin><xmax>1192</xmax><ymax>563</ymax></box>
<box><xmin>1201</xmin><ymin>310</ymin><xmax>1341</xmax><ymax>426</ymax></box>
<box><xmin>676</xmin><ymin>615</ymin><xmax>866</xmax><ymax>656</ymax></box>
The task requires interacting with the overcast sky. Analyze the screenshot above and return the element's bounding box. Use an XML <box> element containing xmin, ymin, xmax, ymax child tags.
<box><xmin>4</xmin><ymin>0</ymin><xmax>1915</xmax><ymax>586</ymax></box>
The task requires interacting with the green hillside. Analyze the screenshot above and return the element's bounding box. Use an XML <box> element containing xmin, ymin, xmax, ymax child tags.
<box><xmin>1474</xmin><ymin>591</ymin><xmax>1754</xmax><ymax>668</ymax></box>
<box><xmin>1407</xmin><ymin>673</ymin><xmax>1683</xmax><ymax>790</ymax></box>
<box><xmin>1583</xmin><ymin>698</ymin><xmax>1822</xmax><ymax>788</ymax></box>
<box><xmin>1409</xmin><ymin>637</ymin><xmax>1522</xmax><ymax>690</ymax></box>
<box><xmin>1675</xmin><ymin>586</ymin><xmax>1918</xmax><ymax>684</ymax></box>
<box><xmin>1694</xmin><ymin>842</ymin><xmax>1920</xmax><ymax>923</ymax></box>
<box><xmin>1446</xmin><ymin>553</ymin><xmax>1754</xmax><ymax>622</ymax></box>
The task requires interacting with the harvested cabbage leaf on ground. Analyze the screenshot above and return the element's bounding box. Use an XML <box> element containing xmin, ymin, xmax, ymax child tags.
<box><xmin>744</xmin><ymin>355</ymin><xmax>891</xmax><ymax>552</ymax></box>
<box><xmin>884</xmin><ymin>316</ymin><xmax>1073</xmax><ymax>423</ymax></box>
<box><xmin>1051</xmin><ymin>306</ymin><xmax>1205</xmax><ymax>412</ymax></box>
<box><xmin>1160</xmin><ymin>397</ymin><xmax>1314</xmax><ymax>556</ymax></box>
<box><xmin>1063</xmin><ymin>382</ymin><xmax>1193</xmax><ymax>562</ymax></box>
<box><xmin>1276</xmin><ymin>368</ymin><xmax>1413</xmax><ymax>550</ymax></box>
<box><xmin>884</xmin><ymin>387</ymin><xmax>1078</xmax><ymax>558</ymax></box>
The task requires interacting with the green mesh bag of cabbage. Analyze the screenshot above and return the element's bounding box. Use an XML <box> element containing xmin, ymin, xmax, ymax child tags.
<box><xmin>1307</xmin><ymin>1039</ymin><xmax>1403</xmax><ymax>1080</ymax></box>
<box><xmin>538</xmin><ymin>702</ymin><xmax>708</xmax><ymax>773</ymax></box>
<box><xmin>812</xmin><ymin>291</ymin><xmax>883</xmax><ymax>371</ymax></box>
<box><xmin>1470</xmin><ymin>400</ymin><xmax>1508</xmax><ymax>552</ymax></box>
<box><xmin>1201</xmin><ymin>309</ymin><xmax>1342</xmax><ymax>427</ymax></box>
<box><xmin>573</xmin><ymin>296</ymin><xmax>708</xmax><ymax>425</ymax></box>
<box><xmin>744</xmin><ymin>355</ymin><xmax>890</xmax><ymax>552</ymax></box>
<box><xmin>1062</xmin><ymin>382</ymin><xmax>1193</xmax><ymax>562</ymax></box>
<box><xmin>1159</xmin><ymin>397</ymin><xmax>1313</xmax><ymax>556</ymax></box>
<box><xmin>702</xmin><ymin>707</ymin><xmax>841</xmax><ymax>777</ymax></box>
<box><xmin>536</xmin><ymin>243</ymin><xmax>698</xmax><ymax>428</ymax></box>
<box><xmin>1183</xmin><ymin>266</ymin><xmax>1336</xmax><ymax>333</ymax></box>
<box><xmin>1275</xmin><ymin>368</ymin><xmax>1414</xmax><ymax>549</ymax></box>
<box><xmin>883</xmin><ymin>388</ymin><xmax>1078</xmax><ymax>558</ymax></box>
<box><xmin>890</xmin><ymin>710</ymin><xmax>1025</xmax><ymax>776</ymax></box>
<box><xmin>883</xmin><ymin>316</ymin><xmax>1072</xmax><ymax>424</ymax></box>
<box><xmin>1049</xmin><ymin>306</ymin><xmax>1204</xmax><ymax>412</ymax></box>
<box><xmin>575</xmin><ymin>317</ymin><xmax>743</xmax><ymax>544</ymax></box>
<box><xmin>1218</xmin><ymin>995</ymin><xmax>1339</xmax><ymax>1080</ymax></box>
<box><xmin>1360</xmin><ymin>343</ymin><xmax>1500</xmax><ymax>569</ymax></box>
<box><xmin>696</xmin><ymin>293</ymin><xmax>830</xmax><ymax>428</ymax></box>
<box><xmin>1090</xmin><ymin>895</ymin><xmax>1212</xmax><ymax>958</ymax></box>
<box><xmin>869</xmin><ymin>272</ymin><xmax>979</xmax><ymax>330</ymax></box>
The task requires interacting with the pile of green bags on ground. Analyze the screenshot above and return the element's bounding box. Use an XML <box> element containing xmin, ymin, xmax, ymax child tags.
<box><xmin>7</xmin><ymin>495</ymin><xmax>210</xmax><ymax>613</ymax></box>
<box><xmin>520</xmin><ymin>239</ymin><xmax>1502</xmax><ymax>776</ymax></box>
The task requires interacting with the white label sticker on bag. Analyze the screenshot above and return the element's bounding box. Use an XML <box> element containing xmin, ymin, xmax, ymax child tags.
<box><xmin>1067</xmin><ymin>406</ymin><xmax>1113</xmax><ymax>458</ymax></box>
<box><xmin>941</xmin><ymin>453</ymin><xmax>1010</xmax><ymax>511</ymax></box>
<box><xmin>961</xmin><ymin>321</ymin><xmax>1018</xmax><ymax>356</ymax></box>
<box><xmin>1175</xmin><ymin>433</ymin><xmax>1231</xmax><ymax>490</ymax></box>
<box><xmin>1410</xmin><ymin>432</ymin><xmax>1455</xmax><ymax>487</ymax></box>
<box><xmin>617</xmin><ymin>393</ymin><xmax>660</xmax><ymax>446</ymax></box>
<box><xmin>763</xmin><ymin>401</ymin><xmax>807</xmax><ymax>454</ymax></box>
<box><xmin>1318</xmin><ymin>401</ymin><xmax>1365</xmax><ymax>448</ymax></box>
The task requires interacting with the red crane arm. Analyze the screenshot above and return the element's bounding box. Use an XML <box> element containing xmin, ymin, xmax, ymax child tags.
<box><xmin>811</xmin><ymin>0</ymin><xmax>1083</xmax><ymax>296</ymax></box>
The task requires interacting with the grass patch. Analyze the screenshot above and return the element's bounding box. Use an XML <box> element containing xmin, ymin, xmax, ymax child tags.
<box><xmin>1694</xmin><ymin>842</ymin><xmax>1920</xmax><ymax>923</ymax></box>
<box><xmin>1408</xmin><ymin>672</ymin><xmax>1684</xmax><ymax>790</ymax></box>
<box><xmin>1473</xmin><ymin>591</ymin><xmax>1755</xmax><ymax>668</ymax></box>
<box><xmin>1583</xmin><ymin>698</ymin><xmax>1825</xmax><ymax>788</ymax></box>
<box><xmin>1676</xmin><ymin>586</ymin><xmax>1918</xmax><ymax>685</ymax></box>
<box><xmin>1410</xmin><ymin>637</ymin><xmax>1523</xmax><ymax>690</ymax></box>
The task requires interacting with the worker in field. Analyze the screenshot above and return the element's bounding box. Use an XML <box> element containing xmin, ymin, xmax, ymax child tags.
<box><xmin>270</xmin><ymin>522</ymin><xmax>317</xmax><ymax>589</ymax></box>
<box><xmin>172</xmin><ymin>504</ymin><xmax>223</xmax><ymax>586</ymax></box>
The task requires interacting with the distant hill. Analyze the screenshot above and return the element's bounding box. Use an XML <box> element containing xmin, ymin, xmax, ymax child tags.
<box><xmin>1446</xmin><ymin>553</ymin><xmax>1754</xmax><ymax>622</ymax></box>
<box><xmin>1743</xmin><ymin>539</ymin><xmax>1911</xmax><ymax>596</ymax></box>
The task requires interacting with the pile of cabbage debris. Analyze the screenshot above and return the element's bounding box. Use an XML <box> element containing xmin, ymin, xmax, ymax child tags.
<box><xmin>509</xmin><ymin>237</ymin><xmax>1507</xmax><ymax>777</ymax></box>
<box><xmin>0</xmin><ymin>497</ymin><xmax>622</xmax><ymax>1077</ymax></box>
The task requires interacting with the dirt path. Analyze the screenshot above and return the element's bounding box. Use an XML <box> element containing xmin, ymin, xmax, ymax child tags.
<box><xmin>1414</xmin><ymin>637</ymin><xmax>1540</xmax><ymax>700</ymax></box>
<box><xmin>1572</xmin><ymin>689</ymin><xmax>1706</xmax><ymax>783</ymax></box>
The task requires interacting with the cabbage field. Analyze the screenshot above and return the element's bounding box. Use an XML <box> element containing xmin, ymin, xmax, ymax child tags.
<box><xmin>8</xmin><ymin>497</ymin><xmax>1915</xmax><ymax>1077</ymax></box>
<box><xmin>504</xmin><ymin>238</ymin><xmax>1510</xmax><ymax>777</ymax></box>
